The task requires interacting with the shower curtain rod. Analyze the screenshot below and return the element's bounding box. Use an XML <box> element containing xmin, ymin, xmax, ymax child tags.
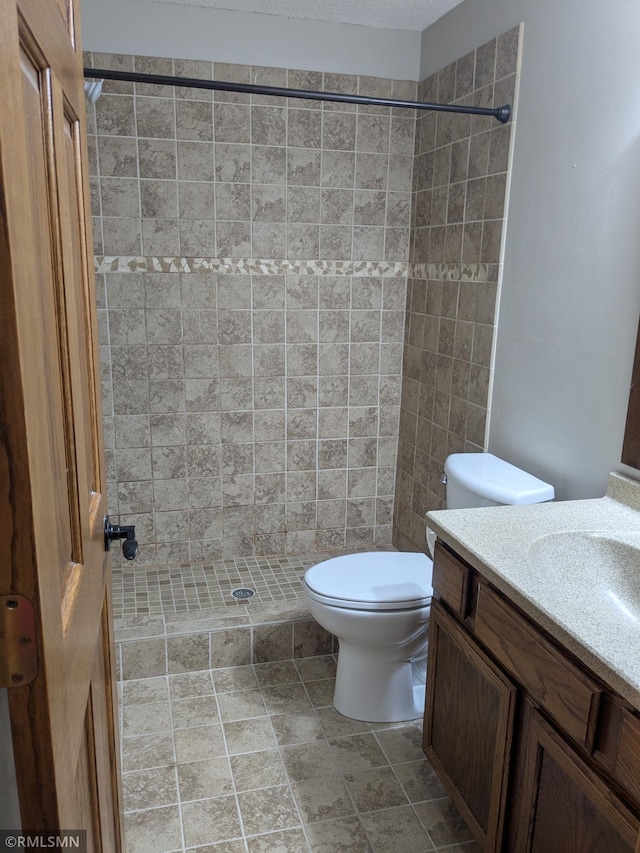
<box><xmin>83</xmin><ymin>67</ymin><xmax>511</xmax><ymax>124</ymax></box>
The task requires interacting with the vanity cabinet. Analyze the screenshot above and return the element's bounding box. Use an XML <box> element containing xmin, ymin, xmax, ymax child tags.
<box><xmin>423</xmin><ymin>541</ymin><xmax>640</xmax><ymax>853</ymax></box>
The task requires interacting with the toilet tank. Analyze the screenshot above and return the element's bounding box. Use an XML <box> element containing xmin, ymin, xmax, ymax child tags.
<box><xmin>444</xmin><ymin>453</ymin><xmax>555</xmax><ymax>509</ymax></box>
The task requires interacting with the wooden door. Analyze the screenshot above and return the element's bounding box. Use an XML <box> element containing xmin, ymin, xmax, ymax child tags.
<box><xmin>0</xmin><ymin>0</ymin><xmax>123</xmax><ymax>847</ymax></box>
<box><xmin>423</xmin><ymin>600</ymin><xmax>516</xmax><ymax>852</ymax></box>
<box><xmin>517</xmin><ymin>710</ymin><xmax>639</xmax><ymax>852</ymax></box>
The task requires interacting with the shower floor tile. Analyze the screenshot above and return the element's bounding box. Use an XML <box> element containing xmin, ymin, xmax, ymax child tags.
<box><xmin>119</xmin><ymin>658</ymin><xmax>480</xmax><ymax>853</ymax></box>
<box><xmin>111</xmin><ymin>547</ymin><xmax>392</xmax><ymax>619</ymax></box>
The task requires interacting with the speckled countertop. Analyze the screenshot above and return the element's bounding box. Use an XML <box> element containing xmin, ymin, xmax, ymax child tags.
<box><xmin>426</xmin><ymin>471</ymin><xmax>640</xmax><ymax>712</ymax></box>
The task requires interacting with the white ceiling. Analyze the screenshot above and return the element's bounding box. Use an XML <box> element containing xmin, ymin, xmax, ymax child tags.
<box><xmin>151</xmin><ymin>0</ymin><xmax>465</xmax><ymax>32</ymax></box>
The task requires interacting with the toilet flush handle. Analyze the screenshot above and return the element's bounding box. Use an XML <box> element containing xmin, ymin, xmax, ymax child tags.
<box><xmin>440</xmin><ymin>472</ymin><xmax>448</xmax><ymax>485</ymax></box>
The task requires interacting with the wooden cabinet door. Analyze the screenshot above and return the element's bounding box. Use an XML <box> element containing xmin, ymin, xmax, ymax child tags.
<box><xmin>0</xmin><ymin>0</ymin><xmax>123</xmax><ymax>846</ymax></box>
<box><xmin>517</xmin><ymin>710</ymin><xmax>639</xmax><ymax>853</ymax></box>
<box><xmin>423</xmin><ymin>601</ymin><xmax>516</xmax><ymax>852</ymax></box>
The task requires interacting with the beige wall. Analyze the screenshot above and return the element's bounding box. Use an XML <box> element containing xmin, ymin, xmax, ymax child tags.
<box><xmin>81</xmin><ymin>0</ymin><xmax>421</xmax><ymax>80</ymax></box>
<box><xmin>87</xmin><ymin>53</ymin><xmax>414</xmax><ymax>564</ymax></box>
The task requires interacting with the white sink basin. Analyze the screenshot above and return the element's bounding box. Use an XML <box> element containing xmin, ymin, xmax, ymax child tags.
<box><xmin>528</xmin><ymin>530</ymin><xmax>640</xmax><ymax>622</ymax></box>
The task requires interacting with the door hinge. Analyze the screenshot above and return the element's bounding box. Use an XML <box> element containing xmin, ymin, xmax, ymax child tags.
<box><xmin>0</xmin><ymin>595</ymin><xmax>38</xmax><ymax>687</ymax></box>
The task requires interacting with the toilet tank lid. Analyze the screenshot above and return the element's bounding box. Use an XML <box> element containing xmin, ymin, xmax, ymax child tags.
<box><xmin>444</xmin><ymin>453</ymin><xmax>555</xmax><ymax>505</ymax></box>
<box><xmin>305</xmin><ymin>551</ymin><xmax>432</xmax><ymax>606</ymax></box>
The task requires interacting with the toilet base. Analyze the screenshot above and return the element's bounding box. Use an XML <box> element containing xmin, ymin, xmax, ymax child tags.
<box><xmin>333</xmin><ymin>645</ymin><xmax>426</xmax><ymax>723</ymax></box>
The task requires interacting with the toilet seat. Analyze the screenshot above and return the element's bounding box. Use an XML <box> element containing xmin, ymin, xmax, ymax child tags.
<box><xmin>304</xmin><ymin>551</ymin><xmax>432</xmax><ymax>612</ymax></box>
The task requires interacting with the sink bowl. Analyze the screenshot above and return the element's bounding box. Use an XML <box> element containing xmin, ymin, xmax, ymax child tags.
<box><xmin>528</xmin><ymin>530</ymin><xmax>640</xmax><ymax>622</ymax></box>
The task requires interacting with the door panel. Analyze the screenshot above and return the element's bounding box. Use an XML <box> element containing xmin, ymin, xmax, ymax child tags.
<box><xmin>0</xmin><ymin>0</ymin><xmax>123</xmax><ymax>845</ymax></box>
<box><xmin>20</xmin><ymin>42</ymin><xmax>79</xmax><ymax>577</ymax></box>
<box><xmin>517</xmin><ymin>710</ymin><xmax>639</xmax><ymax>853</ymax></box>
<box><xmin>423</xmin><ymin>600</ymin><xmax>516</xmax><ymax>851</ymax></box>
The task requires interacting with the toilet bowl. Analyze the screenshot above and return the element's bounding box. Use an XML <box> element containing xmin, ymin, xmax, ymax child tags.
<box><xmin>303</xmin><ymin>452</ymin><xmax>555</xmax><ymax>724</ymax></box>
<box><xmin>303</xmin><ymin>551</ymin><xmax>432</xmax><ymax>722</ymax></box>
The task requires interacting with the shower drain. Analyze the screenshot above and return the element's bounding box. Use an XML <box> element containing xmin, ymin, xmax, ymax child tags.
<box><xmin>231</xmin><ymin>587</ymin><xmax>255</xmax><ymax>600</ymax></box>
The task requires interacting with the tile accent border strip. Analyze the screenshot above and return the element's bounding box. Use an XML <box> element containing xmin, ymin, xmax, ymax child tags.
<box><xmin>411</xmin><ymin>262</ymin><xmax>496</xmax><ymax>282</ymax></box>
<box><xmin>94</xmin><ymin>257</ymin><xmax>496</xmax><ymax>284</ymax></box>
<box><xmin>94</xmin><ymin>256</ymin><xmax>409</xmax><ymax>277</ymax></box>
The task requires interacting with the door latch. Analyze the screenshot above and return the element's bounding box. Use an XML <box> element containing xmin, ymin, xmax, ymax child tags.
<box><xmin>104</xmin><ymin>516</ymin><xmax>138</xmax><ymax>560</ymax></box>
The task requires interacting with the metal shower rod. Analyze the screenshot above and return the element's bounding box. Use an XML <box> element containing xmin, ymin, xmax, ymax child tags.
<box><xmin>83</xmin><ymin>67</ymin><xmax>511</xmax><ymax>124</ymax></box>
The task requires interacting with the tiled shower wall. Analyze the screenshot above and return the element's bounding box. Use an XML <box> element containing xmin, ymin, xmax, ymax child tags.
<box><xmin>86</xmin><ymin>53</ymin><xmax>416</xmax><ymax>564</ymax></box>
<box><xmin>393</xmin><ymin>26</ymin><xmax>522</xmax><ymax>550</ymax></box>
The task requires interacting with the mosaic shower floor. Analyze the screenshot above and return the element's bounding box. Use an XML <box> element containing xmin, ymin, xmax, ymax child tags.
<box><xmin>111</xmin><ymin>548</ymin><xmax>390</xmax><ymax>619</ymax></box>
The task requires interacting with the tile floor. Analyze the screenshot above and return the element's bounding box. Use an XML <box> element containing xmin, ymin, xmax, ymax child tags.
<box><xmin>116</xmin><ymin>550</ymin><xmax>479</xmax><ymax>851</ymax></box>
<box><xmin>119</xmin><ymin>655</ymin><xmax>480</xmax><ymax>853</ymax></box>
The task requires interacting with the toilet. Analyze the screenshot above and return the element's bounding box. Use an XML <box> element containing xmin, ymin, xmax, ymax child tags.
<box><xmin>303</xmin><ymin>452</ymin><xmax>555</xmax><ymax>723</ymax></box>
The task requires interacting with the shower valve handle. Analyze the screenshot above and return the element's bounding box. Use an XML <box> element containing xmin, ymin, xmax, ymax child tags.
<box><xmin>104</xmin><ymin>516</ymin><xmax>138</xmax><ymax>561</ymax></box>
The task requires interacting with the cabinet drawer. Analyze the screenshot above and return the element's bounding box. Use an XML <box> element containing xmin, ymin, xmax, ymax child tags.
<box><xmin>432</xmin><ymin>542</ymin><xmax>471</xmax><ymax>618</ymax></box>
<box><xmin>475</xmin><ymin>583</ymin><xmax>601</xmax><ymax>746</ymax></box>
